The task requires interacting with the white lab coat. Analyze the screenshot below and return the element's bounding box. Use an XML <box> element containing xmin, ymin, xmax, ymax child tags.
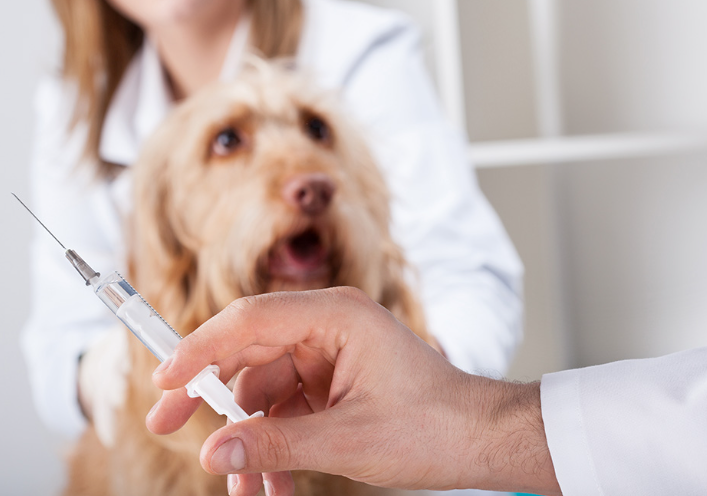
<box><xmin>21</xmin><ymin>0</ymin><xmax>522</xmax><ymax>458</ymax></box>
<box><xmin>542</xmin><ymin>347</ymin><xmax>707</xmax><ymax>495</ymax></box>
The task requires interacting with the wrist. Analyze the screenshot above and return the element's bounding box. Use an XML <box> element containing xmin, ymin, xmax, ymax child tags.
<box><xmin>461</xmin><ymin>378</ymin><xmax>561</xmax><ymax>495</ymax></box>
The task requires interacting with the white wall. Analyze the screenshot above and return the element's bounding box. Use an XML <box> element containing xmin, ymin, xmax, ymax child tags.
<box><xmin>456</xmin><ymin>0</ymin><xmax>569</xmax><ymax>379</ymax></box>
<box><xmin>0</xmin><ymin>1</ymin><xmax>66</xmax><ymax>494</ymax></box>
<box><xmin>455</xmin><ymin>0</ymin><xmax>707</xmax><ymax>379</ymax></box>
<box><xmin>556</xmin><ymin>0</ymin><xmax>707</xmax><ymax>366</ymax></box>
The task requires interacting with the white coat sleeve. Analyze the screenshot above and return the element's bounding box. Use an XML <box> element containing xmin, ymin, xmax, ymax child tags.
<box><xmin>20</xmin><ymin>77</ymin><xmax>123</xmax><ymax>438</ymax></box>
<box><xmin>541</xmin><ymin>347</ymin><xmax>707</xmax><ymax>495</ymax></box>
<box><xmin>340</xmin><ymin>19</ymin><xmax>524</xmax><ymax>374</ymax></box>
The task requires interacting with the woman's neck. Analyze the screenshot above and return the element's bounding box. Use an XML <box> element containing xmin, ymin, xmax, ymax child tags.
<box><xmin>151</xmin><ymin>1</ymin><xmax>244</xmax><ymax>100</ymax></box>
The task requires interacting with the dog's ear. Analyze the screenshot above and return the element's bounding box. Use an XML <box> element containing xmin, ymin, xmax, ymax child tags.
<box><xmin>129</xmin><ymin>111</ymin><xmax>197</xmax><ymax>327</ymax></box>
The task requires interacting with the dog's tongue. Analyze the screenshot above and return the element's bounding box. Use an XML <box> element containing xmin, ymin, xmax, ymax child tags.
<box><xmin>270</xmin><ymin>229</ymin><xmax>327</xmax><ymax>279</ymax></box>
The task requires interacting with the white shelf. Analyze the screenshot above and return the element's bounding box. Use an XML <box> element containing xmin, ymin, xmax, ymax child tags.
<box><xmin>469</xmin><ymin>132</ymin><xmax>707</xmax><ymax>169</ymax></box>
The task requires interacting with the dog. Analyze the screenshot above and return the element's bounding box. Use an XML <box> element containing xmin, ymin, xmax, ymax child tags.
<box><xmin>63</xmin><ymin>60</ymin><xmax>431</xmax><ymax>496</ymax></box>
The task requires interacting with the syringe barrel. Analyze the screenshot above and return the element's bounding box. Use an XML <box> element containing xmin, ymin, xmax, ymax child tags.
<box><xmin>89</xmin><ymin>271</ymin><xmax>262</xmax><ymax>421</ymax></box>
<box><xmin>92</xmin><ymin>272</ymin><xmax>182</xmax><ymax>362</ymax></box>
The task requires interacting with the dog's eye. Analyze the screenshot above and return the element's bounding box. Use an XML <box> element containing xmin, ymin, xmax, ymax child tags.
<box><xmin>212</xmin><ymin>128</ymin><xmax>243</xmax><ymax>156</ymax></box>
<box><xmin>304</xmin><ymin>116</ymin><xmax>330</xmax><ymax>143</ymax></box>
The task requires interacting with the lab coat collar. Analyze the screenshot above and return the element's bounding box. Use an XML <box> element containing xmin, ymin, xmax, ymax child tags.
<box><xmin>99</xmin><ymin>14</ymin><xmax>252</xmax><ymax>166</ymax></box>
<box><xmin>99</xmin><ymin>38</ymin><xmax>172</xmax><ymax>166</ymax></box>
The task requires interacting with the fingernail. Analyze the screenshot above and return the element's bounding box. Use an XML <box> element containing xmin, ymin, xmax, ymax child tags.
<box><xmin>211</xmin><ymin>438</ymin><xmax>246</xmax><ymax>474</ymax></box>
<box><xmin>153</xmin><ymin>356</ymin><xmax>173</xmax><ymax>375</ymax></box>
<box><xmin>264</xmin><ymin>480</ymin><xmax>274</xmax><ymax>496</ymax></box>
<box><xmin>227</xmin><ymin>474</ymin><xmax>238</xmax><ymax>496</ymax></box>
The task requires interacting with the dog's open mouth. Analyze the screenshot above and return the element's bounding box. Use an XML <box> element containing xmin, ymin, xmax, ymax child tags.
<box><xmin>268</xmin><ymin>227</ymin><xmax>330</xmax><ymax>282</ymax></box>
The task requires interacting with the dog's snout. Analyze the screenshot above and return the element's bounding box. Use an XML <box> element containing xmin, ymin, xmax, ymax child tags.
<box><xmin>282</xmin><ymin>173</ymin><xmax>336</xmax><ymax>215</ymax></box>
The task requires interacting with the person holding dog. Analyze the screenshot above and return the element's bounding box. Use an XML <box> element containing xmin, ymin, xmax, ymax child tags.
<box><xmin>23</xmin><ymin>3</ymin><xmax>521</xmax><ymax>495</ymax></box>
<box><xmin>25</xmin><ymin>0</ymin><xmax>521</xmax><ymax>436</ymax></box>
<box><xmin>147</xmin><ymin>288</ymin><xmax>707</xmax><ymax>496</ymax></box>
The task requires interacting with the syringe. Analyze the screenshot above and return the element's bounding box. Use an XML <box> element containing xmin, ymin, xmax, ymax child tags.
<box><xmin>13</xmin><ymin>193</ymin><xmax>262</xmax><ymax>423</ymax></box>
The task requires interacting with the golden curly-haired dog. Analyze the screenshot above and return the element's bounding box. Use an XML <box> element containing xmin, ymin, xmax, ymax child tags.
<box><xmin>63</xmin><ymin>60</ymin><xmax>431</xmax><ymax>496</ymax></box>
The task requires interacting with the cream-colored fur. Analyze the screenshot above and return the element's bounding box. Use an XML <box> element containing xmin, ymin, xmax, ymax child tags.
<box><xmin>64</xmin><ymin>60</ymin><xmax>430</xmax><ymax>496</ymax></box>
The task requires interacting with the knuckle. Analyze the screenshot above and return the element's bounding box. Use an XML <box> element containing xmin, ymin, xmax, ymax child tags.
<box><xmin>226</xmin><ymin>295</ymin><xmax>259</xmax><ymax>319</ymax></box>
<box><xmin>222</xmin><ymin>296</ymin><xmax>260</xmax><ymax>333</ymax></box>
<box><xmin>253</xmin><ymin>424</ymin><xmax>292</xmax><ymax>470</ymax></box>
<box><xmin>330</xmin><ymin>286</ymin><xmax>381</xmax><ymax>319</ymax></box>
<box><xmin>327</xmin><ymin>286</ymin><xmax>370</xmax><ymax>305</ymax></box>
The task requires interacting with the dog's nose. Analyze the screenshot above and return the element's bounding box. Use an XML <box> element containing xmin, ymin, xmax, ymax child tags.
<box><xmin>282</xmin><ymin>173</ymin><xmax>336</xmax><ymax>215</ymax></box>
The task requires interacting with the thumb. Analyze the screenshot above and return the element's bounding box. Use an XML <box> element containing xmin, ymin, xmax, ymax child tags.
<box><xmin>201</xmin><ymin>411</ymin><xmax>345</xmax><ymax>476</ymax></box>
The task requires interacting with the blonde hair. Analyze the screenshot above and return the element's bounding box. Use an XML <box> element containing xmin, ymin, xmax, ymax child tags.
<box><xmin>52</xmin><ymin>0</ymin><xmax>303</xmax><ymax>179</ymax></box>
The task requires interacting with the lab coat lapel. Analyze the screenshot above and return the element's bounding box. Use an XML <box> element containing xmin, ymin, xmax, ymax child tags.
<box><xmin>98</xmin><ymin>39</ymin><xmax>174</xmax><ymax>167</ymax></box>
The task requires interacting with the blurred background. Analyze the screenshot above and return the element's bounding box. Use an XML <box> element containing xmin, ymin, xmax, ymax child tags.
<box><xmin>2</xmin><ymin>0</ymin><xmax>707</xmax><ymax>493</ymax></box>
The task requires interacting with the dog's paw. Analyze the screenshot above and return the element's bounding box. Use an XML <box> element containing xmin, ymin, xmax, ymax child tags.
<box><xmin>78</xmin><ymin>325</ymin><xmax>131</xmax><ymax>447</ymax></box>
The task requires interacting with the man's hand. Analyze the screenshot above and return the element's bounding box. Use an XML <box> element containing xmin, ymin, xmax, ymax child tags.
<box><xmin>147</xmin><ymin>287</ymin><xmax>560</xmax><ymax>496</ymax></box>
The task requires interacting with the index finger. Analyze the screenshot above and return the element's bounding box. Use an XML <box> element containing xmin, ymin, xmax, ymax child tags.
<box><xmin>153</xmin><ymin>287</ymin><xmax>376</xmax><ymax>390</ymax></box>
